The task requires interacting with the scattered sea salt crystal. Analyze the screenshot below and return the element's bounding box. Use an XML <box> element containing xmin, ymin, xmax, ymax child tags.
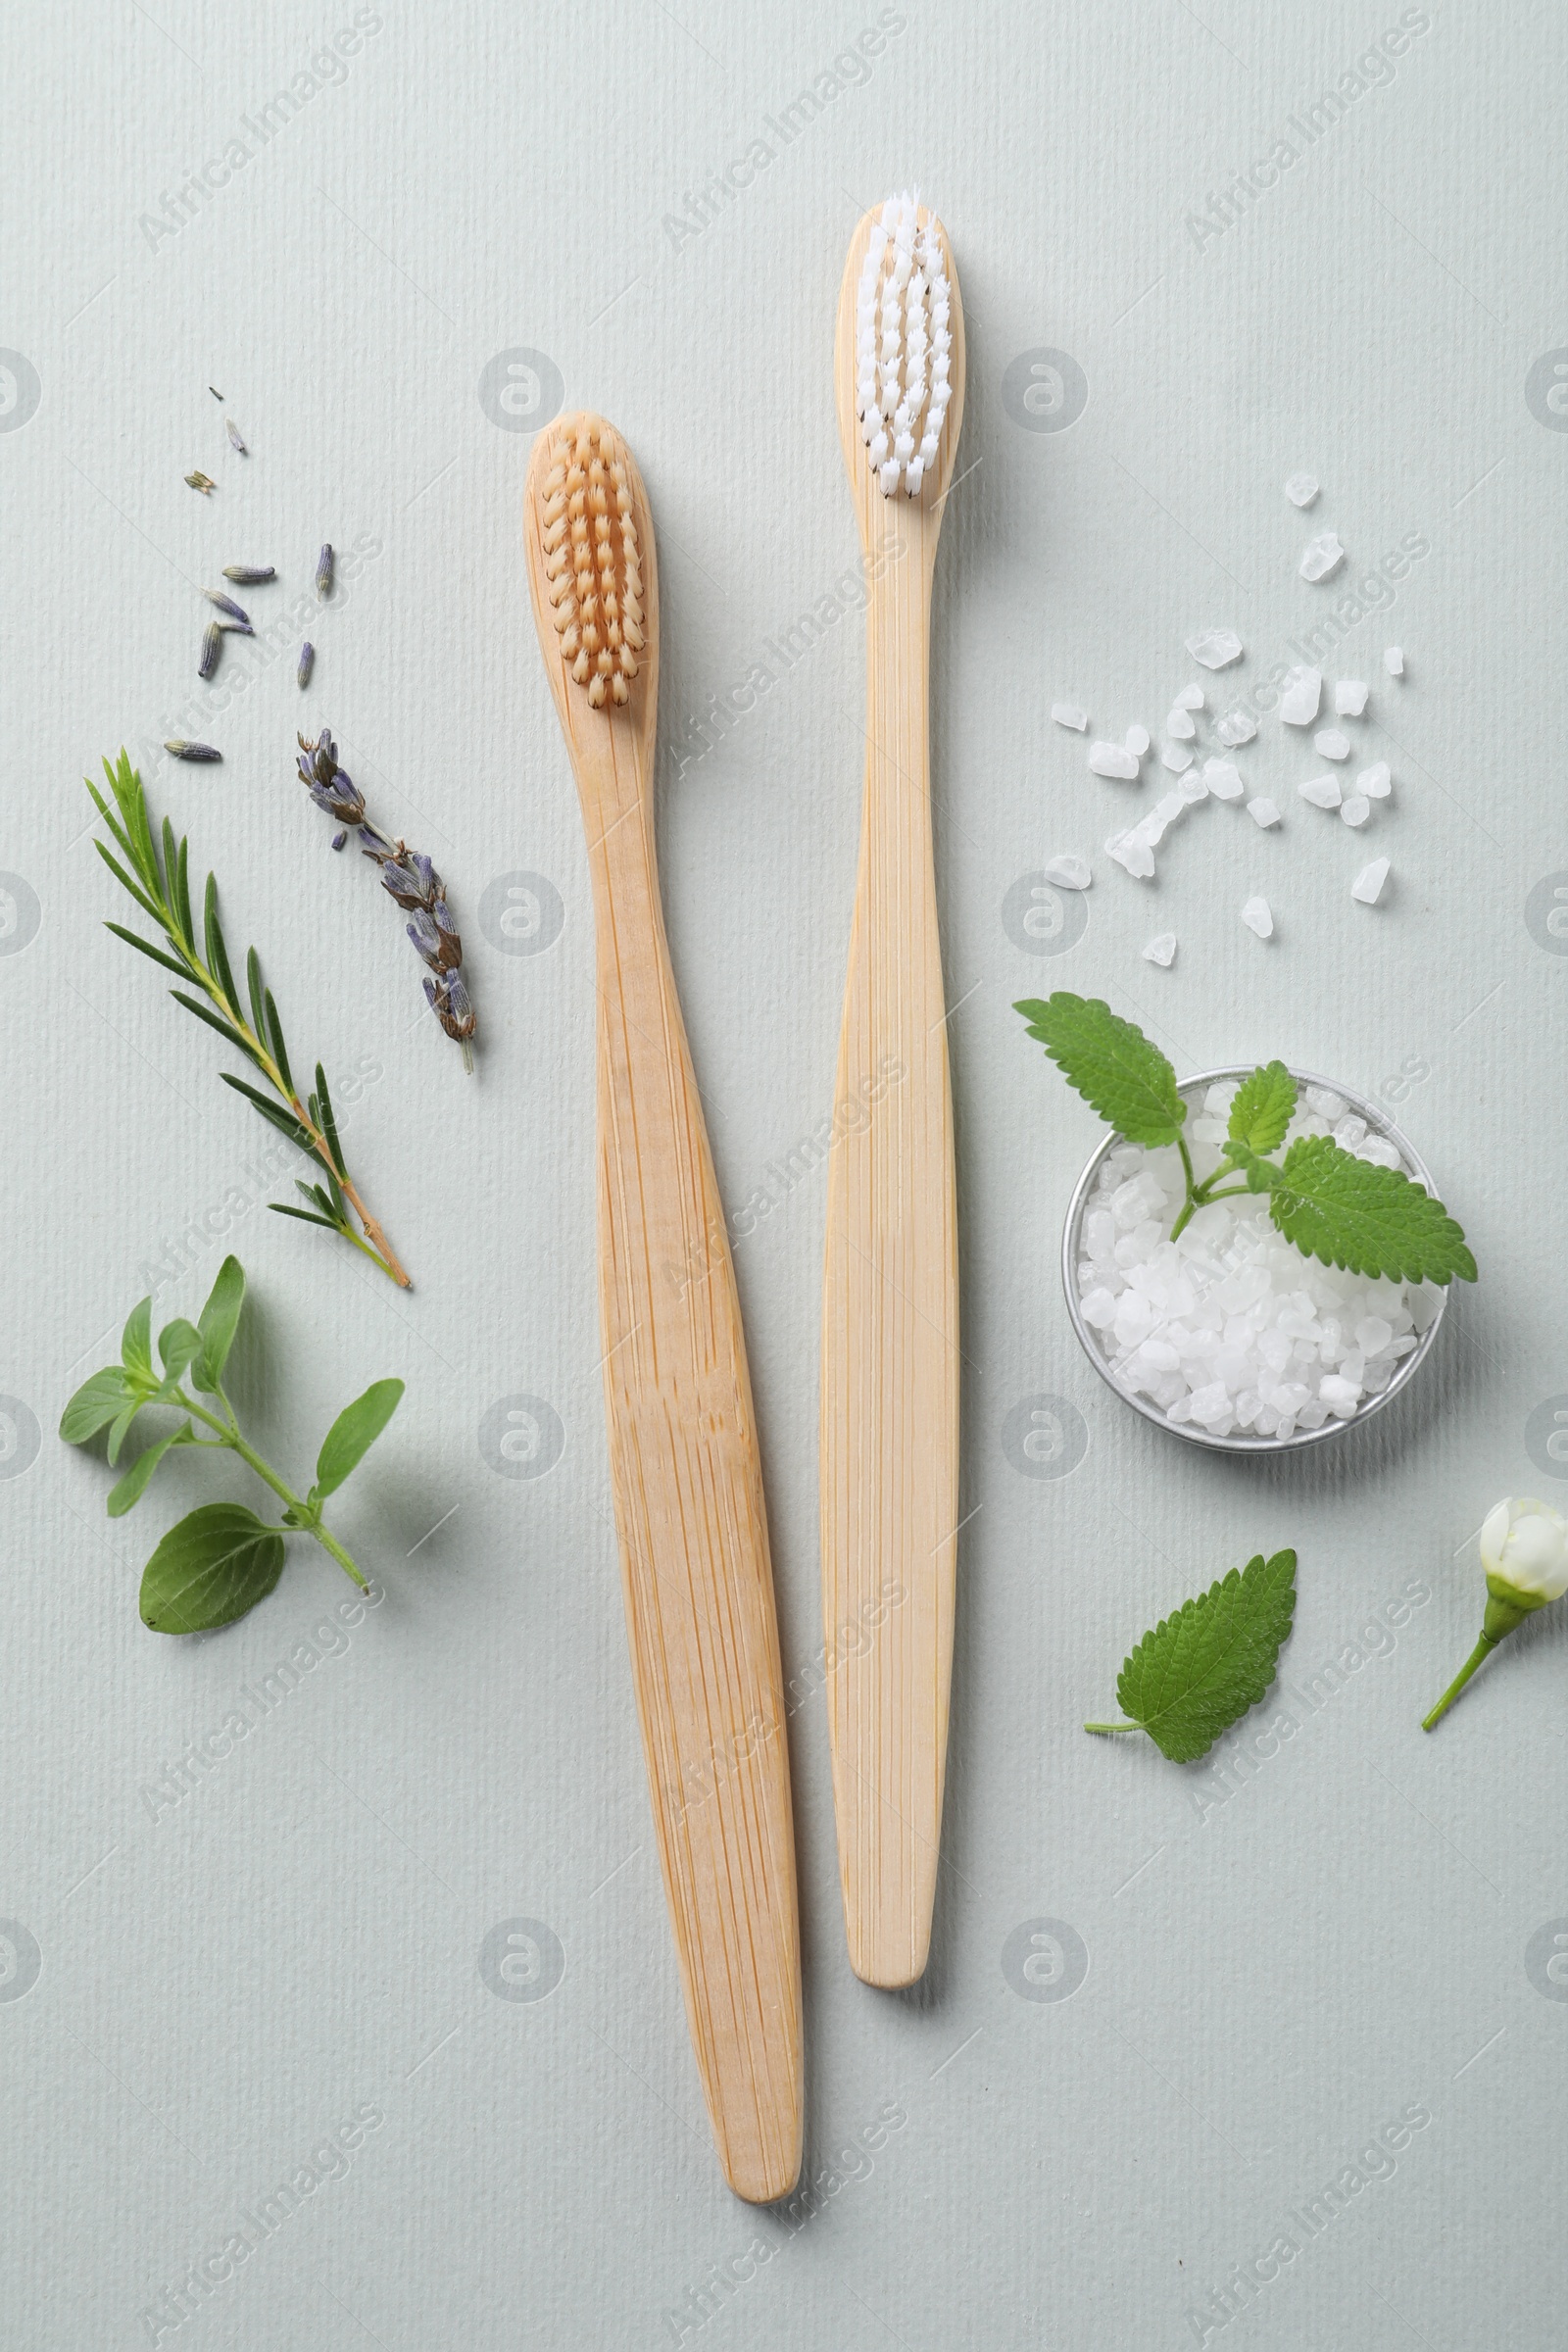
<box><xmin>1176</xmin><ymin>685</ymin><xmax>1204</xmax><ymax>710</ymax></box>
<box><xmin>1341</xmin><ymin>794</ymin><xmax>1370</xmax><ymax>827</ymax></box>
<box><xmin>1279</xmin><ymin>665</ymin><xmax>1322</xmax><ymax>725</ymax></box>
<box><xmin>1298</xmin><ymin>774</ymin><xmax>1342</xmax><ymax>809</ymax></box>
<box><xmin>1143</xmin><ymin>932</ymin><xmax>1177</xmax><ymax>967</ymax></box>
<box><xmin>1351</xmin><ymin>857</ymin><xmax>1390</xmax><ymax>904</ymax></box>
<box><xmin>1299</xmin><ymin>531</ymin><xmax>1346</xmax><ymax>582</ymax></box>
<box><xmin>1161</xmin><ymin>744</ymin><xmax>1195</xmax><ymax>773</ymax></box>
<box><xmin>1187</xmin><ymin>629</ymin><xmax>1243</xmax><ymax>669</ymax></box>
<box><xmin>1357</xmin><ymin>760</ymin><xmax>1391</xmax><ymax>799</ymax></box>
<box><xmin>1335</xmin><ymin>679</ymin><xmax>1368</xmax><ymax>716</ymax></box>
<box><xmin>1125</xmin><ymin>724</ymin><xmax>1151</xmax><ymax>757</ymax></box>
<box><xmin>1285</xmin><ymin>472</ymin><xmax>1319</xmax><ymax>507</ymax></box>
<box><xmin>1314</xmin><ymin>728</ymin><xmax>1350</xmax><ymax>760</ymax></box>
<box><xmin>1044</xmin><ymin>854</ymin><xmax>1092</xmax><ymax>890</ymax></box>
<box><xmin>1053</xmin><ymin>702</ymin><xmax>1090</xmax><ymax>731</ymax></box>
<box><xmin>1091</xmin><ymin>741</ymin><xmax>1141</xmax><ymax>779</ymax></box>
<box><xmin>1241</xmin><ymin>896</ymin><xmax>1273</xmax><ymax>938</ymax></box>
<box><xmin>1165</xmin><ymin>709</ymin><xmax>1196</xmax><ymax>741</ymax></box>
<box><xmin>1214</xmin><ymin>710</ymin><xmax>1257</xmax><ymax>749</ymax></box>
<box><xmin>1384</xmin><ymin>646</ymin><xmax>1404</xmax><ymax>675</ymax></box>
<box><xmin>1177</xmin><ymin>769</ymin><xmax>1208</xmax><ymax>804</ymax></box>
<box><xmin>1204</xmin><ymin>759</ymin><xmax>1245</xmax><ymax>801</ymax></box>
<box><xmin>1107</xmin><ymin>831</ymin><xmax>1155</xmax><ymax>879</ymax></box>
<box><xmin>1248</xmin><ymin>797</ymin><xmax>1281</xmax><ymax>828</ymax></box>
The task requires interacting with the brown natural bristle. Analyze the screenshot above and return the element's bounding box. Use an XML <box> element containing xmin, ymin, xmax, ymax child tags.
<box><xmin>540</xmin><ymin>419</ymin><xmax>643</xmax><ymax>709</ymax></box>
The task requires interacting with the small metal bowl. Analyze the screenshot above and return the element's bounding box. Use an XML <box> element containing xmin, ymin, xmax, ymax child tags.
<box><xmin>1060</xmin><ymin>1066</ymin><xmax>1449</xmax><ymax>1456</ymax></box>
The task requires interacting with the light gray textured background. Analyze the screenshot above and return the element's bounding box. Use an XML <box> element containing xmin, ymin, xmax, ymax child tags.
<box><xmin>3</xmin><ymin>3</ymin><xmax>1566</xmax><ymax>2344</ymax></box>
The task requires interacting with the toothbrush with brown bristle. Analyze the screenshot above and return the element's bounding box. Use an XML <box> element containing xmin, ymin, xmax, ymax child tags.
<box><xmin>521</xmin><ymin>413</ymin><xmax>802</xmax><ymax>2202</ymax></box>
<box><xmin>822</xmin><ymin>194</ymin><xmax>966</xmax><ymax>1988</ymax></box>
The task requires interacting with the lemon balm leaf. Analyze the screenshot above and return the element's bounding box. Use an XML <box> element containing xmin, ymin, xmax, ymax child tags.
<box><xmin>1087</xmin><ymin>1550</ymin><xmax>1297</xmax><ymax>1762</ymax></box>
<box><xmin>1268</xmin><ymin>1135</ymin><xmax>1476</xmax><ymax>1284</ymax></box>
<box><xmin>1013</xmin><ymin>994</ymin><xmax>1184</xmax><ymax>1147</ymax></box>
<box><xmin>1226</xmin><ymin>1060</ymin><xmax>1296</xmax><ymax>1154</ymax></box>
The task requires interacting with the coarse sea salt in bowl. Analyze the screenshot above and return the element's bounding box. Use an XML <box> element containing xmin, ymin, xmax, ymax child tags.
<box><xmin>1061</xmin><ymin>1068</ymin><xmax>1448</xmax><ymax>1454</ymax></box>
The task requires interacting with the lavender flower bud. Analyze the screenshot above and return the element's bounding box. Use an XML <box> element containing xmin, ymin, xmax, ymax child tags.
<box><xmin>407</xmin><ymin>908</ymin><xmax>442</xmax><ymax>967</ymax></box>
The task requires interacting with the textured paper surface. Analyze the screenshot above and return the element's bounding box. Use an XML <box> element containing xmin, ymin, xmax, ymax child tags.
<box><xmin>2</xmin><ymin>2</ymin><xmax>1566</xmax><ymax>2343</ymax></box>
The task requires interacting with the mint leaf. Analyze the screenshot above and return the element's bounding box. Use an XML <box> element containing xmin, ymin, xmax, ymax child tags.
<box><xmin>1227</xmin><ymin>1060</ymin><xmax>1296</xmax><ymax>1153</ymax></box>
<box><xmin>193</xmin><ymin>1255</ymin><xmax>245</xmax><ymax>1393</ymax></box>
<box><xmin>1014</xmin><ymin>994</ymin><xmax>1184</xmax><ymax>1147</ymax></box>
<box><xmin>1093</xmin><ymin>1550</ymin><xmax>1298</xmax><ymax>1761</ymax></box>
<box><xmin>1268</xmin><ymin>1134</ymin><xmax>1476</xmax><ymax>1284</ymax></box>
<box><xmin>315</xmin><ymin>1378</ymin><xmax>404</xmax><ymax>1497</ymax></box>
<box><xmin>139</xmin><ymin>1502</ymin><xmax>286</xmax><ymax>1634</ymax></box>
<box><xmin>60</xmin><ymin>1367</ymin><xmax>132</xmax><ymax>1445</ymax></box>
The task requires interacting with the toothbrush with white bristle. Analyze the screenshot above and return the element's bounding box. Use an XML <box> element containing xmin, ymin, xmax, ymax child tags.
<box><xmin>823</xmin><ymin>194</ymin><xmax>966</xmax><ymax>1988</ymax></box>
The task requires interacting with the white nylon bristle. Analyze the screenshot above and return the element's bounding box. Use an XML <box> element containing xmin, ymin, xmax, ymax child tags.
<box><xmin>540</xmin><ymin>419</ymin><xmax>642</xmax><ymax>709</ymax></box>
<box><xmin>856</xmin><ymin>191</ymin><xmax>952</xmax><ymax>498</ymax></box>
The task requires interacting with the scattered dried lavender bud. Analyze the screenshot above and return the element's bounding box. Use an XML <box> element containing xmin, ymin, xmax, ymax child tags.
<box><xmin>164</xmin><ymin>741</ymin><xmax>222</xmax><ymax>761</ymax></box>
<box><xmin>185</xmin><ymin>470</ymin><xmax>216</xmax><ymax>495</ymax></box>
<box><xmin>222</xmin><ymin>564</ymin><xmax>275</xmax><ymax>584</ymax></box>
<box><xmin>316</xmin><ymin>544</ymin><xmax>334</xmax><ymax>599</ymax></box>
<box><xmin>208</xmin><ymin>386</ymin><xmax>223</xmax><ymax>401</ymax></box>
<box><xmin>198</xmin><ymin>621</ymin><xmax>222</xmax><ymax>680</ymax></box>
<box><xmin>225</xmin><ymin>416</ymin><xmax>248</xmax><ymax>455</ymax></box>
<box><xmin>216</xmin><ymin>619</ymin><xmax>254</xmax><ymax>637</ymax></box>
<box><xmin>297</xmin><ymin>641</ymin><xmax>315</xmax><ymax>689</ymax></box>
<box><xmin>203</xmin><ymin>587</ymin><xmax>251</xmax><ymax>625</ymax></box>
<box><xmin>330</xmin><ymin>828</ymin><xmax>347</xmax><ymax>851</ymax></box>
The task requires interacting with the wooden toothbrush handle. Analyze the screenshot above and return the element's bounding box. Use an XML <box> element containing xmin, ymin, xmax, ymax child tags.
<box><xmin>820</xmin><ymin>518</ymin><xmax>959</xmax><ymax>1987</ymax></box>
<box><xmin>585</xmin><ymin>744</ymin><xmax>802</xmax><ymax>2203</ymax></box>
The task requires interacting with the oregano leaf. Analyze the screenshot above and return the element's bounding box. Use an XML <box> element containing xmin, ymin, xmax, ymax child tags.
<box><xmin>139</xmin><ymin>1502</ymin><xmax>286</xmax><ymax>1634</ymax></box>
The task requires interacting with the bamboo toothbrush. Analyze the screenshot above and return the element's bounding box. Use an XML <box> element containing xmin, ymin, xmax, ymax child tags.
<box><xmin>822</xmin><ymin>195</ymin><xmax>966</xmax><ymax>1988</ymax></box>
<box><xmin>522</xmin><ymin>414</ymin><xmax>802</xmax><ymax>2202</ymax></box>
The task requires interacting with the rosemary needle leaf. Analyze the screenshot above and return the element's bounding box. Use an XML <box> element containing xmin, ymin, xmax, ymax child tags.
<box><xmin>314</xmin><ymin>1062</ymin><xmax>343</xmax><ymax>1175</ymax></box>
<box><xmin>93</xmin><ymin>843</ymin><xmax>165</xmax><ymax>929</ymax></box>
<box><xmin>270</xmin><ymin>1204</ymin><xmax>342</xmax><ymax>1231</ymax></box>
<box><xmin>245</xmin><ymin>945</ymin><xmax>266</xmax><ymax>1039</ymax></box>
<box><xmin>173</xmin><ymin>835</ymin><xmax>196</xmax><ymax>948</ymax></box>
<box><xmin>103</xmin><ymin>921</ymin><xmax>189</xmax><ymax>980</ymax></box>
<box><xmin>170</xmin><ymin>989</ymin><xmax>259</xmax><ymax>1062</ymax></box>
<box><xmin>203</xmin><ymin>876</ymin><xmax>239</xmax><ymax>1011</ymax></box>
<box><xmin>218</xmin><ymin>1073</ymin><xmax>314</xmax><ymax>1152</ymax></box>
<box><xmin>263</xmin><ymin>990</ymin><xmax>294</xmax><ymax>1098</ymax></box>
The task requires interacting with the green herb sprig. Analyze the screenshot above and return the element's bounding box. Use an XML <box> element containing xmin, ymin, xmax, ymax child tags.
<box><xmin>1085</xmin><ymin>1549</ymin><xmax>1297</xmax><ymax>1760</ymax></box>
<box><xmin>61</xmin><ymin>1256</ymin><xmax>403</xmax><ymax>1634</ymax></box>
<box><xmin>1014</xmin><ymin>994</ymin><xmax>1475</xmax><ymax>1286</ymax></box>
<box><xmin>86</xmin><ymin>751</ymin><xmax>410</xmax><ymax>1286</ymax></box>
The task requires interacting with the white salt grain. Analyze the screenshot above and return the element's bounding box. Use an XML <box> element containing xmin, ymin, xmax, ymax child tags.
<box><xmin>1125</xmin><ymin>724</ymin><xmax>1151</xmax><ymax>757</ymax></box>
<box><xmin>1280</xmin><ymin>665</ymin><xmax>1322</xmax><ymax>725</ymax></box>
<box><xmin>1314</xmin><ymin>727</ymin><xmax>1350</xmax><ymax>760</ymax></box>
<box><xmin>1187</xmin><ymin>630</ymin><xmax>1243</xmax><ymax>669</ymax></box>
<box><xmin>1053</xmin><ymin>702</ymin><xmax>1090</xmax><ymax>731</ymax></box>
<box><xmin>1242</xmin><ymin>896</ymin><xmax>1273</xmax><ymax>938</ymax></box>
<box><xmin>1335</xmin><ymin>679</ymin><xmax>1368</xmax><ymax>716</ymax></box>
<box><xmin>1204</xmin><ymin>759</ymin><xmax>1246</xmax><ymax>801</ymax></box>
<box><xmin>1177</xmin><ymin>769</ymin><xmax>1209</xmax><ymax>804</ymax></box>
<box><xmin>1044</xmin><ymin>854</ymin><xmax>1092</xmax><ymax>890</ymax></box>
<box><xmin>1143</xmin><ymin>932</ymin><xmax>1177</xmax><ymax>967</ymax></box>
<box><xmin>1357</xmin><ymin>760</ymin><xmax>1391</xmax><ymax>799</ymax></box>
<box><xmin>1107</xmin><ymin>832</ymin><xmax>1155</xmax><ymax>879</ymax></box>
<box><xmin>1351</xmin><ymin>857</ymin><xmax>1390</xmax><ymax>904</ymax></box>
<box><xmin>1176</xmin><ymin>685</ymin><xmax>1204</xmax><ymax>710</ymax></box>
<box><xmin>1162</xmin><ymin>744</ymin><xmax>1195</xmax><ymax>773</ymax></box>
<box><xmin>1091</xmin><ymin>741</ymin><xmax>1141</xmax><ymax>779</ymax></box>
<box><xmin>1285</xmin><ymin>472</ymin><xmax>1319</xmax><ymax>507</ymax></box>
<box><xmin>1384</xmin><ymin>646</ymin><xmax>1404</xmax><ymax>675</ymax></box>
<box><xmin>1298</xmin><ymin>774</ymin><xmax>1343</xmax><ymax>809</ymax></box>
<box><xmin>1248</xmin><ymin>796</ymin><xmax>1282</xmax><ymax>828</ymax></box>
<box><xmin>1341</xmin><ymin>794</ymin><xmax>1370</xmax><ymax>827</ymax></box>
<box><xmin>1299</xmin><ymin>531</ymin><xmax>1346</xmax><ymax>582</ymax></box>
<box><xmin>1214</xmin><ymin>710</ymin><xmax>1258</xmax><ymax>748</ymax></box>
<box><xmin>1166</xmin><ymin>709</ymin><xmax>1197</xmax><ymax>741</ymax></box>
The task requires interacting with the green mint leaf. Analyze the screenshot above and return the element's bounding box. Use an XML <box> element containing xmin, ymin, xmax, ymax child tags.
<box><xmin>60</xmin><ymin>1367</ymin><xmax>132</xmax><ymax>1445</ymax></box>
<box><xmin>158</xmin><ymin>1319</ymin><xmax>202</xmax><ymax>1384</ymax></box>
<box><xmin>1106</xmin><ymin>1550</ymin><xmax>1298</xmax><ymax>1762</ymax></box>
<box><xmin>1013</xmin><ymin>994</ymin><xmax>1184</xmax><ymax>1147</ymax></box>
<box><xmin>107</xmin><ymin>1426</ymin><xmax>192</xmax><ymax>1518</ymax></box>
<box><xmin>193</xmin><ymin>1256</ymin><xmax>246</xmax><ymax>1394</ymax></box>
<box><xmin>121</xmin><ymin>1298</ymin><xmax>154</xmax><ymax>1381</ymax></box>
<box><xmin>1226</xmin><ymin>1060</ymin><xmax>1297</xmax><ymax>1153</ymax></box>
<box><xmin>139</xmin><ymin>1502</ymin><xmax>287</xmax><ymax>1634</ymax></box>
<box><xmin>315</xmin><ymin>1379</ymin><xmax>404</xmax><ymax>1497</ymax></box>
<box><xmin>1268</xmin><ymin>1134</ymin><xmax>1476</xmax><ymax>1284</ymax></box>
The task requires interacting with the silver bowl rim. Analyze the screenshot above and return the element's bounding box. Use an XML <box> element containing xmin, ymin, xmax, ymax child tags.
<box><xmin>1059</xmin><ymin>1064</ymin><xmax>1449</xmax><ymax>1456</ymax></box>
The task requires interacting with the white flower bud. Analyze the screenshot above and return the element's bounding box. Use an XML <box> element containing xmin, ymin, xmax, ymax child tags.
<box><xmin>1479</xmin><ymin>1496</ymin><xmax>1568</xmax><ymax>1606</ymax></box>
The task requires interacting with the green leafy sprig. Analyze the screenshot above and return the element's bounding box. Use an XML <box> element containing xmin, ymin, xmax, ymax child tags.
<box><xmin>1085</xmin><ymin>1549</ymin><xmax>1298</xmax><ymax>1761</ymax></box>
<box><xmin>61</xmin><ymin>1256</ymin><xmax>404</xmax><ymax>1633</ymax></box>
<box><xmin>1014</xmin><ymin>994</ymin><xmax>1475</xmax><ymax>1286</ymax></box>
<box><xmin>86</xmin><ymin>751</ymin><xmax>410</xmax><ymax>1287</ymax></box>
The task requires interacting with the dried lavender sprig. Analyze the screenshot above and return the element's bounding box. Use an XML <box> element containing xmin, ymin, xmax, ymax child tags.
<box><xmin>317</xmin><ymin>544</ymin><xmax>334</xmax><ymax>599</ymax></box>
<box><xmin>199</xmin><ymin>623</ymin><xmax>222</xmax><ymax>681</ymax></box>
<box><xmin>223</xmin><ymin>564</ymin><xmax>275</xmax><ymax>584</ymax></box>
<box><xmin>297</xmin><ymin>729</ymin><xmax>476</xmax><ymax>1071</ymax></box>
<box><xmin>298</xmin><ymin>641</ymin><xmax>315</xmax><ymax>690</ymax></box>
<box><xmin>225</xmin><ymin>416</ymin><xmax>247</xmax><ymax>455</ymax></box>
<box><xmin>203</xmin><ymin>587</ymin><xmax>251</xmax><ymax>625</ymax></box>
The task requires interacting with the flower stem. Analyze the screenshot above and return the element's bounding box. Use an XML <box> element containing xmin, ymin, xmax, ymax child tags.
<box><xmin>1421</xmin><ymin>1632</ymin><xmax>1498</xmax><ymax>1730</ymax></box>
<box><xmin>1083</xmin><ymin>1721</ymin><xmax>1144</xmax><ymax>1737</ymax></box>
<box><xmin>174</xmin><ymin>1388</ymin><xmax>368</xmax><ymax>1590</ymax></box>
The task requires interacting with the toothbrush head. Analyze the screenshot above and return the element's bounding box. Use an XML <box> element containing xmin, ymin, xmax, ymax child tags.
<box><xmin>854</xmin><ymin>192</ymin><xmax>955</xmax><ymax>500</ymax></box>
<box><xmin>536</xmin><ymin>415</ymin><xmax>646</xmax><ymax>710</ymax></box>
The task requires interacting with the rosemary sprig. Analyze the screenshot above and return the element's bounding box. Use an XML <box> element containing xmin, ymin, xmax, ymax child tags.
<box><xmin>86</xmin><ymin>750</ymin><xmax>411</xmax><ymax>1287</ymax></box>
